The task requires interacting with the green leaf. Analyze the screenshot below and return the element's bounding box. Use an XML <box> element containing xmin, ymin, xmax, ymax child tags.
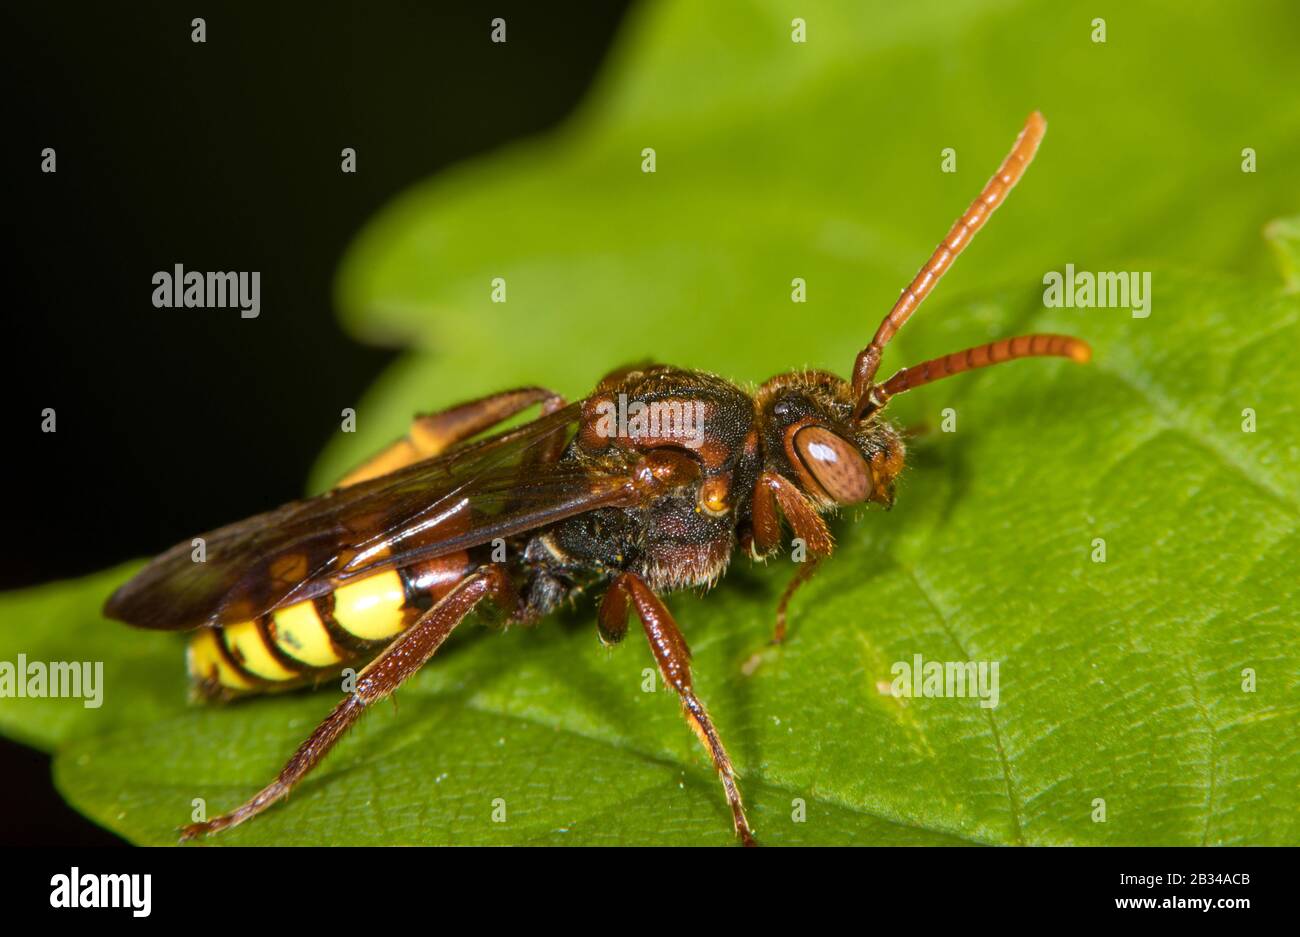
<box><xmin>1265</xmin><ymin>216</ymin><xmax>1300</xmax><ymax>292</ymax></box>
<box><xmin>7</xmin><ymin>263</ymin><xmax>1297</xmax><ymax>845</ymax></box>
<box><xmin>4</xmin><ymin>0</ymin><xmax>1298</xmax><ymax>845</ymax></box>
<box><xmin>312</xmin><ymin>0</ymin><xmax>1300</xmax><ymax>488</ymax></box>
<box><xmin>0</xmin><ymin>564</ymin><xmax>189</xmax><ymax>752</ymax></box>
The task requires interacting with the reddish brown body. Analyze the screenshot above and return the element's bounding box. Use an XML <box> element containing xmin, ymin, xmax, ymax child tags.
<box><xmin>104</xmin><ymin>112</ymin><xmax>1089</xmax><ymax>845</ymax></box>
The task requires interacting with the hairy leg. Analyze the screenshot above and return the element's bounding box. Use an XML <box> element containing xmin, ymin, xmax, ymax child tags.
<box><xmin>602</xmin><ymin>572</ymin><xmax>755</xmax><ymax>846</ymax></box>
<box><xmin>749</xmin><ymin>471</ymin><xmax>834</xmax><ymax>644</ymax></box>
<box><xmin>180</xmin><ymin>565</ymin><xmax>515</xmax><ymax>840</ymax></box>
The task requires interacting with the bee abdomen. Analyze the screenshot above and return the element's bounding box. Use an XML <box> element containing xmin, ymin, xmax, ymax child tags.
<box><xmin>187</xmin><ymin>552</ymin><xmax>472</xmax><ymax>699</ymax></box>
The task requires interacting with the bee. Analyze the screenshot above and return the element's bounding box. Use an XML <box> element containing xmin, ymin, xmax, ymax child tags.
<box><xmin>105</xmin><ymin>112</ymin><xmax>1089</xmax><ymax>845</ymax></box>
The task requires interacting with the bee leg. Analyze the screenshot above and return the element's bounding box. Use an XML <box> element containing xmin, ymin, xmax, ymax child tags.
<box><xmin>750</xmin><ymin>471</ymin><xmax>834</xmax><ymax>643</ymax></box>
<box><xmin>773</xmin><ymin>555</ymin><xmax>823</xmax><ymax>645</ymax></box>
<box><xmin>337</xmin><ymin>387</ymin><xmax>566</xmax><ymax>487</ymax></box>
<box><xmin>608</xmin><ymin>572</ymin><xmax>756</xmax><ymax>846</ymax></box>
<box><xmin>179</xmin><ymin>565</ymin><xmax>516</xmax><ymax>841</ymax></box>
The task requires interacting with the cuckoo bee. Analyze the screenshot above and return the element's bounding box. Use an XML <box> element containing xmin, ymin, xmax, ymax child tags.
<box><xmin>106</xmin><ymin>112</ymin><xmax>1089</xmax><ymax>845</ymax></box>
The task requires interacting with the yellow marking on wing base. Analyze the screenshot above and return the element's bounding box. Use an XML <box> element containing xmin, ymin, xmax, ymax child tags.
<box><xmin>332</xmin><ymin>570</ymin><xmax>408</xmax><ymax>640</ymax></box>
<box><xmin>272</xmin><ymin>600</ymin><xmax>344</xmax><ymax>667</ymax></box>
<box><xmin>223</xmin><ymin>620</ymin><xmax>299</xmax><ymax>681</ymax></box>
<box><xmin>187</xmin><ymin>629</ymin><xmax>255</xmax><ymax>691</ymax></box>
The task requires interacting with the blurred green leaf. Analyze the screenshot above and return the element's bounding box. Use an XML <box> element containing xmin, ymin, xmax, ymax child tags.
<box><xmin>1265</xmin><ymin>216</ymin><xmax>1300</xmax><ymax>291</ymax></box>
<box><xmin>3</xmin><ymin>0</ymin><xmax>1298</xmax><ymax>845</ymax></box>
<box><xmin>0</xmin><ymin>564</ymin><xmax>186</xmax><ymax>752</ymax></box>
<box><xmin>313</xmin><ymin>0</ymin><xmax>1300</xmax><ymax>488</ymax></box>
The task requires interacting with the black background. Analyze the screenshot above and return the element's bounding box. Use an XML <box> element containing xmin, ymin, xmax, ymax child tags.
<box><xmin>2</xmin><ymin>0</ymin><xmax>632</xmax><ymax>846</ymax></box>
<box><xmin>11</xmin><ymin>846</ymin><xmax>1282</xmax><ymax>920</ymax></box>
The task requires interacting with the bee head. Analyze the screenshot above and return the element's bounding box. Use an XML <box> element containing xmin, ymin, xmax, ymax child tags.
<box><xmin>756</xmin><ymin>370</ymin><xmax>904</xmax><ymax>509</ymax></box>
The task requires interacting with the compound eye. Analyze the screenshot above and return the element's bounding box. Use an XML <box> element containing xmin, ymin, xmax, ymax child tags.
<box><xmin>792</xmin><ymin>426</ymin><xmax>873</xmax><ymax>505</ymax></box>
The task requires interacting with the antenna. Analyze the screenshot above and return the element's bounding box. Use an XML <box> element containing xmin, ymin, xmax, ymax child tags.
<box><xmin>851</xmin><ymin>111</ymin><xmax>1049</xmax><ymax>408</ymax></box>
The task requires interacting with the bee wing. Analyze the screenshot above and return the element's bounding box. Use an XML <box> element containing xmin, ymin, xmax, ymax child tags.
<box><xmin>104</xmin><ymin>401</ymin><xmax>633</xmax><ymax>631</ymax></box>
